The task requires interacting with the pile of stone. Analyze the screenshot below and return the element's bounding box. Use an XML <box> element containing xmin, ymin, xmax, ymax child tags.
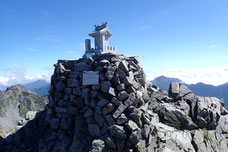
<box><xmin>46</xmin><ymin>53</ymin><xmax>157</xmax><ymax>151</ymax></box>
<box><xmin>1</xmin><ymin>53</ymin><xmax>228</xmax><ymax>152</ymax></box>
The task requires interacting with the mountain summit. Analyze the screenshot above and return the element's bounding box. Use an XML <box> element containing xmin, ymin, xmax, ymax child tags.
<box><xmin>1</xmin><ymin>24</ymin><xmax>228</xmax><ymax>151</ymax></box>
<box><xmin>1</xmin><ymin>53</ymin><xmax>228</xmax><ymax>151</ymax></box>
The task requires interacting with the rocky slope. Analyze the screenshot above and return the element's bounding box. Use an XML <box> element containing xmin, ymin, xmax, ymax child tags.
<box><xmin>1</xmin><ymin>54</ymin><xmax>228</xmax><ymax>152</ymax></box>
<box><xmin>0</xmin><ymin>85</ymin><xmax>48</xmax><ymax>138</ymax></box>
<box><xmin>152</xmin><ymin>75</ymin><xmax>228</xmax><ymax>109</ymax></box>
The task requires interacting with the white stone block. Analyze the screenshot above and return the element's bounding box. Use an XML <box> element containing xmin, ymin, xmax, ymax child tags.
<box><xmin>83</xmin><ymin>71</ymin><xmax>99</xmax><ymax>85</ymax></box>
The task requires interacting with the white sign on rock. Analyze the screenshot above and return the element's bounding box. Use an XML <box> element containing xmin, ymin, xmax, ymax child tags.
<box><xmin>83</xmin><ymin>71</ymin><xmax>99</xmax><ymax>85</ymax></box>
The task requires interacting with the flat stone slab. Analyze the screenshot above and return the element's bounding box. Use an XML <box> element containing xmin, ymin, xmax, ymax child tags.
<box><xmin>83</xmin><ymin>71</ymin><xmax>99</xmax><ymax>85</ymax></box>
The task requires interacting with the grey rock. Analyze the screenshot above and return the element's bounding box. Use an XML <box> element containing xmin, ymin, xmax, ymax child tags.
<box><xmin>115</xmin><ymin>68</ymin><xmax>125</xmax><ymax>79</ymax></box>
<box><xmin>90</xmin><ymin>139</ymin><xmax>105</xmax><ymax>152</ymax></box>
<box><xmin>116</xmin><ymin>114</ymin><xmax>128</xmax><ymax>125</ymax></box>
<box><xmin>176</xmin><ymin>100</ymin><xmax>190</xmax><ymax>114</ymax></box>
<box><xmin>105</xmin><ymin>114</ymin><xmax>115</xmax><ymax>126</ymax></box>
<box><xmin>56</xmin><ymin>62</ymin><xmax>70</xmax><ymax>74</ymax></box>
<box><xmin>84</xmin><ymin>108</ymin><xmax>93</xmax><ymax>118</ymax></box>
<box><xmin>101</xmin><ymin>122</ymin><xmax>109</xmax><ymax>135</ymax></box>
<box><xmin>60</xmin><ymin>118</ymin><xmax>68</xmax><ymax>130</ymax></box>
<box><xmin>108</xmin><ymin>87</ymin><xmax>116</xmax><ymax>96</ymax></box>
<box><xmin>105</xmin><ymin>135</ymin><xmax>116</xmax><ymax>149</ymax></box>
<box><xmin>105</xmin><ymin>67</ymin><xmax>116</xmax><ymax>80</ymax></box>
<box><xmin>111</xmin><ymin>97</ymin><xmax>121</xmax><ymax>106</ymax></box>
<box><xmin>127</xmin><ymin>85</ymin><xmax>136</xmax><ymax>94</ymax></box>
<box><xmin>168</xmin><ymin>82</ymin><xmax>180</xmax><ymax>98</ymax></box>
<box><xmin>123</xmin><ymin>93</ymin><xmax>136</xmax><ymax>107</ymax></box>
<box><xmin>55</xmin><ymin>107</ymin><xmax>67</xmax><ymax>113</ymax></box>
<box><xmin>129</xmin><ymin>129</ymin><xmax>141</xmax><ymax>145</ymax></box>
<box><xmin>70</xmin><ymin>95</ymin><xmax>76</xmax><ymax>102</ymax></box>
<box><xmin>179</xmin><ymin>84</ymin><xmax>195</xmax><ymax>100</ymax></box>
<box><xmin>95</xmin><ymin>106</ymin><xmax>102</xmax><ymax>114</ymax></box>
<box><xmin>119</xmin><ymin>60</ymin><xmax>129</xmax><ymax>72</ymax></box>
<box><xmin>135</xmin><ymin>140</ymin><xmax>146</xmax><ymax>152</ymax></box>
<box><xmin>88</xmin><ymin>124</ymin><xmax>101</xmax><ymax>138</ymax></box>
<box><xmin>86</xmin><ymin>116</ymin><xmax>96</xmax><ymax>124</ymax></box>
<box><xmin>126</xmin><ymin>120</ymin><xmax>138</xmax><ymax>131</ymax></box>
<box><xmin>72</xmin><ymin>87</ymin><xmax>81</xmax><ymax>96</ymax></box>
<box><xmin>90</xmin><ymin>99</ymin><xmax>98</xmax><ymax>108</ymax></box>
<box><xmin>97</xmin><ymin>99</ymin><xmax>109</xmax><ymax>107</ymax></box>
<box><xmin>25</xmin><ymin>111</ymin><xmax>36</xmax><ymax>120</ymax></box>
<box><xmin>116</xmin><ymin>84</ymin><xmax>126</xmax><ymax>92</ymax></box>
<box><xmin>85</xmin><ymin>57</ymin><xmax>94</xmax><ymax>64</ymax></box>
<box><xmin>113</xmin><ymin>104</ymin><xmax>126</xmax><ymax>119</ymax></box>
<box><xmin>69</xmin><ymin>71</ymin><xmax>79</xmax><ymax>78</ymax></box>
<box><xmin>67</xmin><ymin>79</ymin><xmax>79</xmax><ymax>87</ymax></box>
<box><xmin>109</xmin><ymin>125</ymin><xmax>126</xmax><ymax>139</ymax></box>
<box><xmin>102</xmin><ymin>103</ymin><xmax>115</xmax><ymax>115</ymax></box>
<box><xmin>141</xmin><ymin>114</ymin><xmax>151</xmax><ymax>125</ymax></box>
<box><xmin>112</xmin><ymin>76</ymin><xmax>121</xmax><ymax>86</ymax></box>
<box><xmin>92</xmin><ymin>84</ymin><xmax>100</xmax><ymax>91</ymax></box>
<box><xmin>130</xmin><ymin>113</ymin><xmax>142</xmax><ymax>128</ymax></box>
<box><xmin>122</xmin><ymin>76</ymin><xmax>134</xmax><ymax>87</ymax></box>
<box><xmin>141</xmin><ymin>124</ymin><xmax>150</xmax><ymax>138</ymax></box>
<box><xmin>91</xmin><ymin>90</ymin><xmax>98</xmax><ymax>99</ymax></box>
<box><xmin>117</xmin><ymin>91</ymin><xmax>129</xmax><ymax>101</ymax></box>
<box><xmin>67</xmin><ymin>106</ymin><xmax>78</xmax><ymax>114</ymax></box>
<box><xmin>101</xmin><ymin>81</ymin><xmax>111</xmax><ymax>93</ymax></box>
<box><xmin>99</xmin><ymin>72</ymin><xmax>106</xmax><ymax>81</ymax></box>
<box><xmin>55</xmin><ymin>81</ymin><xmax>65</xmax><ymax>92</ymax></box>
<box><xmin>94</xmin><ymin>112</ymin><xmax>105</xmax><ymax>127</ymax></box>
<box><xmin>65</xmin><ymin>87</ymin><xmax>72</xmax><ymax>94</ymax></box>
<box><xmin>99</xmin><ymin>59</ymin><xmax>110</xmax><ymax>66</ymax></box>
<box><xmin>74</xmin><ymin>97</ymin><xmax>84</xmax><ymax>108</ymax></box>
<box><xmin>50</xmin><ymin>118</ymin><xmax>60</xmax><ymax>129</ymax></box>
<box><xmin>217</xmin><ymin>115</ymin><xmax>228</xmax><ymax>133</ymax></box>
<box><xmin>157</xmin><ymin>103</ymin><xmax>197</xmax><ymax>130</ymax></box>
<box><xmin>74</xmin><ymin>62</ymin><xmax>88</xmax><ymax>71</ymax></box>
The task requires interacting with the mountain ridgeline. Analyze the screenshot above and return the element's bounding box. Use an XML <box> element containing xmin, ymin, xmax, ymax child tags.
<box><xmin>0</xmin><ymin>80</ymin><xmax>50</xmax><ymax>97</ymax></box>
<box><xmin>0</xmin><ymin>85</ymin><xmax>48</xmax><ymax>138</ymax></box>
<box><xmin>1</xmin><ymin>54</ymin><xmax>228</xmax><ymax>152</ymax></box>
<box><xmin>152</xmin><ymin>75</ymin><xmax>228</xmax><ymax>109</ymax></box>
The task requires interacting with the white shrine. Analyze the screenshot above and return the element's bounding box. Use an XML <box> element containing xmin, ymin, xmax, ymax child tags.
<box><xmin>83</xmin><ymin>22</ymin><xmax>117</xmax><ymax>58</ymax></box>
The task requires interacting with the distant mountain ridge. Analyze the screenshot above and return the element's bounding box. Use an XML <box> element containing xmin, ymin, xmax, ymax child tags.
<box><xmin>152</xmin><ymin>75</ymin><xmax>228</xmax><ymax>108</ymax></box>
<box><xmin>0</xmin><ymin>80</ymin><xmax>50</xmax><ymax>96</ymax></box>
<box><xmin>24</xmin><ymin>80</ymin><xmax>50</xmax><ymax>96</ymax></box>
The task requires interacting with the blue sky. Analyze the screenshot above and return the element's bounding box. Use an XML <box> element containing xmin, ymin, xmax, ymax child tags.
<box><xmin>1</xmin><ymin>0</ymin><xmax>228</xmax><ymax>85</ymax></box>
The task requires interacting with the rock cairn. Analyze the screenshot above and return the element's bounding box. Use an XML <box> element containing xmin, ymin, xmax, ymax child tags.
<box><xmin>1</xmin><ymin>53</ymin><xmax>228</xmax><ymax>152</ymax></box>
<box><xmin>47</xmin><ymin>53</ymin><xmax>156</xmax><ymax>151</ymax></box>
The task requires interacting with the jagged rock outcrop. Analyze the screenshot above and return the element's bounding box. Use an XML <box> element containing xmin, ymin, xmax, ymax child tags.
<box><xmin>1</xmin><ymin>54</ymin><xmax>228</xmax><ymax>152</ymax></box>
<box><xmin>0</xmin><ymin>85</ymin><xmax>48</xmax><ymax>138</ymax></box>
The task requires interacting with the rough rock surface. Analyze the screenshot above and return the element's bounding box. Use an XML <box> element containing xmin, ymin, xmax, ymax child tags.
<box><xmin>1</xmin><ymin>53</ymin><xmax>228</xmax><ymax>152</ymax></box>
<box><xmin>0</xmin><ymin>85</ymin><xmax>48</xmax><ymax>138</ymax></box>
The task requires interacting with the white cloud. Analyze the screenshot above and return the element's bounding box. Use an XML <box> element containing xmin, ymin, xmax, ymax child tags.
<box><xmin>0</xmin><ymin>74</ymin><xmax>51</xmax><ymax>86</ymax></box>
<box><xmin>208</xmin><ymin>44</ymin><xmax>217</xmax><ymax>50</ymax></box>
<box><xmin>0</xmin><ymin>66</ymin><xmax>51</xmax><ymax>86</ymax></box>
<box><xmin>146</xmin><ymin>67</ymin><xmax>228</xmax><ymax>86</ymax></box>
